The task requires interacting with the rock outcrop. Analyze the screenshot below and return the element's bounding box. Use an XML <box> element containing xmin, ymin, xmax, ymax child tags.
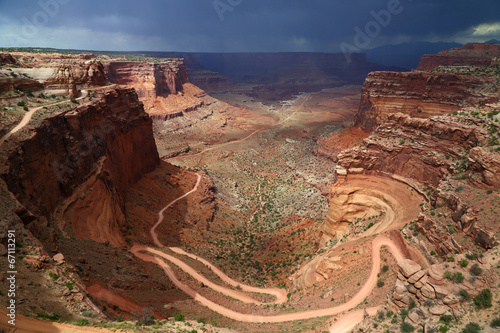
<box><xmin>0</xmin><ymin>53</ymin><xmax>16</xmax><ymax>64</ymax></box>
<box><xmin>354</xmin><ymin>71</ymin><xmax>496</xmax><ymax>130</ymax></box>
<box><xmin>339</xmin><ymin>112</ymin><xmax>491</xmax><ymax>187</ymax></box>
<box><xmin>0</xmin><ymin>58</ymin><xmax>106</xmax><ymax>97</ymax></box>
<box><xmin>3</xmin><ymin>87</ymin><xmax>160</xmax><ymax>247</ymax></box>
<box><xmin>417</xmin><ymin>43</ymin><xmax>500</xmax><ymax>70</ymax></box>
<box><xmin>105</xmin><ymin>60</ymin><xmax>215</xmax><ymax>119</ymax></box>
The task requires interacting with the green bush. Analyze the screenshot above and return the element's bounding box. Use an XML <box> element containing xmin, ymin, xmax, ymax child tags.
<box><xmin>439</xmin><ymin>315</ymin><xmax>454</xmax><ymax>325</ymax></box>
<box><xmin>491</xmin><ymin>317</ymin><xmax>500</xmax><ymax>328</ymax></box>
<box><xmin>386</xmin><ymin>310</ymin><xmax>393</xmax><ymax>318</ymax></box>
<box><xmin>197</xmin><ymin>317</ymin><xmax>206</xmax><ymax>324</ymax></box>
<box><xmin>401</xmin><ymin>322</ymin><xmax>415</xmax><ymax>332</ymax></box>
<box><xmin>23</xmin><ymin>106</ymin><xmax>28</xmax><ymax>111</ymax></box>
<box><xmin>70</xmin><ymin>97</ymin><xmax>79</xmax><ymax>104</ymax></box>
<box><xmin>76</xmin><ymin>319</ymin><xmax>89</xmax><ymax>326</ymax></box>
<box><xmin>174</xmin><ymin>313</ymin><xmax>185</xmax><ymax>321</ymax></box>
<box><xmin>459</xmin><ymin>259</ymin><xmax>469</xmax><ymax>268</ymax></box>
<box><xmin>377</xmin><ymin>279</ymin><xmax>385</xmax><ymax>287</ymax></box>
<box><xmin>17</xmin><ymin>101</ymin><xmax>25</xmax><ymax>106</ymax></box>
<box><xmin>382</xmin><ymin>265</ymin><xmax>389</xmax><ymax>273</ymax></box>
<box><xmin>49</xmin><ymin>272</ymin><xmax>59</xmax><ymax>280</ymax></box>
<box><xmin>455</xmin><ymin>186</ymin><xmax>464</xmax><ymax>192</ymax></box>
<box><xmin>469</xmin><ymin>263</ymin><xmax>483</xmax><ymax>276</ymax></box>
<box><xmin>458</xmin><ymin>289</ymin><xmax>470</xmax><ymax>301</ymax></box>
<box><xmin>37</xmin><ymin>313</ymin><xmax>61</xmax><ymax>321</ymax></box>
<box><xmin>462</xmin><ymin>322</ymin><xmax>481</xmax><ymax>333</ymax></box>
<box><xmin>65</xmin><ymin>282</ymin><xmax>73</xmax><ymax>290</ymax></box>
<box><xmin>473</xmin><ymin>289</ymin><xmax>492</xmax><ymax>309</ymax></box>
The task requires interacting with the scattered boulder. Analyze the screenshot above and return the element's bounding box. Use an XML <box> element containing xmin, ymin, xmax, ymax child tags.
<box><xmin>429</xmin><ymin>305</ymin><xmax>448</xmax><ymax>316</ymax></box>
<box><xmin>53</xmin><ymin>253</ymin><xmax>65</xmax><ymax>264</ymax></box>
<box><xmin>398</xmin><ymin>259</ymin><xmax>421</xmax><ymax>278</ymax></box>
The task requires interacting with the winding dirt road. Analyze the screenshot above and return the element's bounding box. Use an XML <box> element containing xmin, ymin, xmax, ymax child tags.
<box><xmin>131</xmin><ymin>172</ymin><xmax>408</xmax><ymax>325</ymax></box>
<box><xmin>0</xmin><ymin>90</ymin><xmax>88</xmax><ymax>144</ymax></box>
<box><xmin>172</xmin><ymin>95</ymin><xmax>310</xmax><ymax>160</ymax></box>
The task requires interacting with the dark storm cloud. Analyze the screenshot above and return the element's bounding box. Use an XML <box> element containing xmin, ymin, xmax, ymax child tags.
<box><xmin>0</xmin><ymin>0</ymin><xmax>498</xmax><ymax>51</ymax></box>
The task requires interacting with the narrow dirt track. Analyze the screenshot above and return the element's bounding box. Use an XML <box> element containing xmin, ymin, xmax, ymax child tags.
<box><xmin>150</xmin><ymin>173</ymin><xmax>202</xmax><ymax>248</ymax></box>
<box><xmin>171</xmin><ymin>95</ymin><xmax>310</xmax><ymax>160</ymax></box>
<box><xmin>132</xmin><ymin>171</ymin><xmax>408</xmax><ymax>324</ymax></box>
<box><xmin>0</xmin><ymin>90</ymin><xmax>88</xmax><ymax>144</ymax></box>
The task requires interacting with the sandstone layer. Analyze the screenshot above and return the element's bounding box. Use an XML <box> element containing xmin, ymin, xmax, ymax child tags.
<box><xmin>417</xmin><ymin>43</ymin><xmax>500</xmax><ymax>70</ymax></box>
<box><xmin>354</xmin><ymin>71</ymin><xmax>496</xmax><ymax>130</ymax></box>
<box><xmin>3</xmin><ymin>87</ymin><xmax>159</xmax><ymax>246</ymax></box>
<box><xmin>105</xmin><ymin>60</ymin><xmax>215</xmax><ymax>119</ymax></box>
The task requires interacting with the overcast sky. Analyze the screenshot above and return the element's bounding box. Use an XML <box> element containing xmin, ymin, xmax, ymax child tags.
<box><xmin>0</xmin><ymin>0</ymin><xmax>499</xmax><ymax>52</ymax></box>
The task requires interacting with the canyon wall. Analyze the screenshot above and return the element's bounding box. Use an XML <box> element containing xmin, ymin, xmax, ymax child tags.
<box><xmin>417</xmin><ymin>43</ymin><xmax>500</xmax><ymax>70</ymax></box>
<box><xmin>105</xmin><ymin>60</ymin><xmax>214</xmax><ymax>119</ymax></box>
<box><xmin>341</xmin><ymin>113</ymin><xmax>490</xmax><ymax>186</ymax></box>
<box><xmin>3</xmin><ymin>87</ymin><xmax>159</xmax><ymax>246</ymax></box>
<box><xmin>354</xmin><ymin>71</ymin><xmax>494</xmax><ymax>130</ymax></box>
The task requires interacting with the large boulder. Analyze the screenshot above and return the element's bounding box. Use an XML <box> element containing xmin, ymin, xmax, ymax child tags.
<box><xmin>398</xmin><ymin>259</ymin><xmax>422</xmax><ymax>278</ymax></box>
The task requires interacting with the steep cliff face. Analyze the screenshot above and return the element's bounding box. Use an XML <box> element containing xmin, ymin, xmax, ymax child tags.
<box><xmin>417</xmin><ymin>43</ymin><xmax>500</xmax><ymax>70</ymax></box>
<box><xmin>1</xmin><ymin>58</ymin><xmax>106</xmax><ymax>97</ymax></box>
<box><xmin>105</xmin><ymin>60</ymin><xmax>214</xmax><ymax>119</ymax></box>
<box><xmin>354</xmin><ymin>71</ymin><xmax>495</xmax><ymax>130</ymax></box>
<box><xmin>341</xmin><ymin>112</ymin><xmax>491</xmax><ymax>186</ymax></box>
<box><xmin>3</xmin><ymin>87</ymin><xmax>159</xmax><ymax>246</ymax></box>
<box><xmin>45</xmin><ymin>59</ymin><xmax>107</xmax><ymax>89</ymax></box>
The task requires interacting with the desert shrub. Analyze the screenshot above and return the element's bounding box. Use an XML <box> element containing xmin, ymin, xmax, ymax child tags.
<box><xmin>466</xmin><ymin>253</ymin><xmax>478</xmax><ymax>260</ymax></box>
<box><xmin>136</xmin><ymin>308</ymin><xmax>155</xmax><ymax>326</ymax></box>
<box><xmin>17</xmin><ymin>101</ymin><xmax>25</xmax><ymax>106</ymax></box>
<box><xmin>386</xmin><ymin>310</ymin><xmax>394</xmax><ymax>318</ymax></box>
<box><xmin>197</xmin><ymin>317</ymin><xmax>206</xmax><ymax>324</ymax></box>
<box><xmin>76</xmin><ymin>319</ymin><xmax>89</xmax><ymax>326</ymax></box>
<box><xmin>174</xmin><ymin>313</ymin><xmax>185</xmax><ymax>321</ymax></box>
<box><xmin>459</xmin><ymin>259</ymin><xmax>469</xmax><ymax>268</ymax></box>
<box><xmin>401</xmin><ymin>322</ymin><xmax>415</xmax><ymax>332</ymax></box>
<box><xmin>473</xmin><ymin>289</ymin><xmax>492</xmax><ymax>309</ymax></box>
<box><xmin>408</xmin><ymin>298</ymin><xmax>417</xmax><ymax>310</ymax></box>
<box><xmin>458</xmin><ymin>289</ymin><xmax>470</xmax><ymax>301</ymax></box>
<box><xmin>70</xmin><ymin>97</ymin><xmax>79</xmax><ymax>104</ymax></box>
<box><xmin>455</xmin><ymin>186</ymin><xmax>464</xmax><ymax>192</ymax></box>
<box><xmin>469</xmin><ymin>263</ymin><xmax>483</xmax><ymax>276</ymax></box>
<box><xmin>49</xmin><ymin>272</ymin><xmax>59</xmax><ymax>280</ymax></box>
<box><xmin>462</xmin><ymin>323</ymin><xmax>481</xmax><ymax>333</ymax></box>
<box><xmin>65</xmin><ymin>282</ymin><xmax>73</xmax><ymax>290</ymax></box>
<box><xmin>439</xmin><ymin>315</ymin><xmax>454</xmax><ymax>325</ymax></box>
<box><xmin>377</xmin><ymin>279</ymin><xmax>385</xmax><ymax>287</ymax></box>
<box><xmin>382</xmin><ymin>265</ymin><xmax>389</xmax><ymax>273</ymax></box>
<box><xmin>400</xmin><ymin>309</ymin><xmax>409</xmax><ymax>320</ymax></box>
<box><xmin>491</xmin><ymin>318</ymin><xmax>500</xmax><ymax>328</ymax></box>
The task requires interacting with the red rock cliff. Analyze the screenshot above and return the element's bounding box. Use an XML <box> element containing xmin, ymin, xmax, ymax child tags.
<box><xmin>354</xmin><ymin>71</ymin><xmax>498</xmax><ymax>130</ymax></box>
<box><xmin>104</xmin><ymin>60</ymin><xmax>214</xmax><ymax>119</ymax></box>
<box><xmin>417</xmin><ymin>43</ymin><xmax>500</xmax><ymax>70</ymax></box>
<box><xmin>3</xmin><ymin>87</ymin><xmax>160</xmax><ymax>246</ymax></box>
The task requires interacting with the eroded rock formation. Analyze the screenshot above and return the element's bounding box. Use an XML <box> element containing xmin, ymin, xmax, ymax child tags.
<box><xmin>3</xmin><ymin>87</ymin><xmax>159</xmax><ymax>246</ymax></box>
<box><xmin>354</xmin><ymin>71</ymin><xmax>496</xmax><ymax>130</ymax></box>
<box><xmin>417</xmin><ymin>43</ymin><xmax>500</xmax><ymax>70</ymax></box>
<box><xmin>105</xmin><ymin>60</ymin><xmax>215</xmax><ymax>119</ymax></box>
